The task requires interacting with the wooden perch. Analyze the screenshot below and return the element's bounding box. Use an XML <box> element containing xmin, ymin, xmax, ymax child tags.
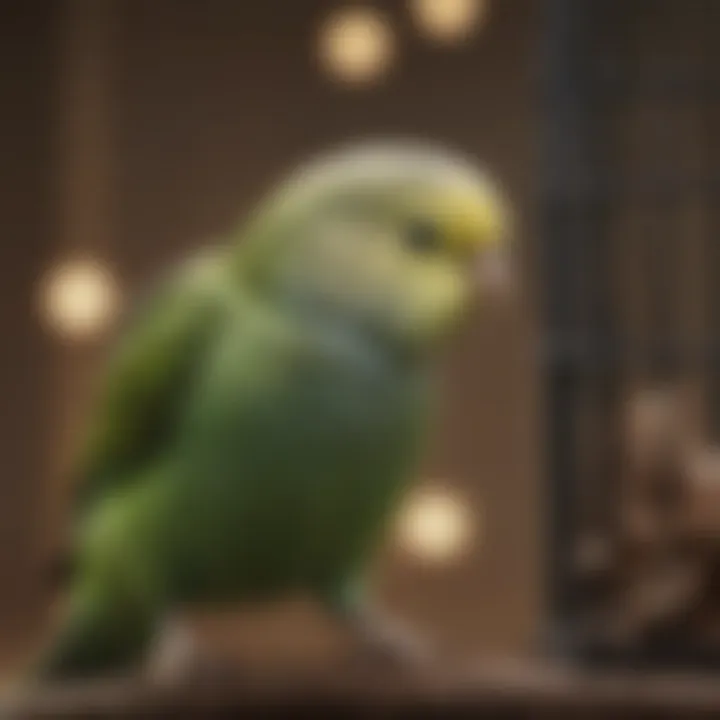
<box><xmin>5</xmin><ymin>662</ymin><xmax>720</xmax><ymax>718</ymax></box>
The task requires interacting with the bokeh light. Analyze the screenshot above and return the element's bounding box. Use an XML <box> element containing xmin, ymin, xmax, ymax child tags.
<box><xmin>409</xmin><ymin>0</ymin><xmax>489</xmax><ymax>45</ymax></box>
<box><xmin>396</xmin><ymin>485</ymin><xmax>477</xmax><ymax>564</ymax></box>
<box><xmin>317</xmin><ymin>7</ymin><xmax>395</xmax><ymax>85</ymax></box>
<box><xmin>39</xmin><ymin>257</ymin><xmax>120</xmax><ymax>340</ymax></box>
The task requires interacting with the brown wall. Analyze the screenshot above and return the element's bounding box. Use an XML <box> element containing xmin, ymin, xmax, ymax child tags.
<box><xmin>0</xmin><ymin>0</ymin><xmax>57</xmax><ymax>649</ymax></box>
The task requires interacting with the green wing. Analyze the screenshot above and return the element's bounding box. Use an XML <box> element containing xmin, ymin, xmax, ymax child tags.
<box><xmin>69</xmin><ymin>250</ymin><xmax>227</xmax><ymax>516</ymax></box>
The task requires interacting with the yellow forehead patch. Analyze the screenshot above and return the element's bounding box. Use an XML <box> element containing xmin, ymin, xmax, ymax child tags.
<box><xmin>439</xmin><ymin>186</ymin><xmax>509</xmax><ymax>255</ymax></box>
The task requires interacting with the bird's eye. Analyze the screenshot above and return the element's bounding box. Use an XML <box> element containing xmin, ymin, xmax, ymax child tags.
<box><xmin>405</xmin><ymin>218</ymin><xmax>440</xmax><ymax>254</ymax></box>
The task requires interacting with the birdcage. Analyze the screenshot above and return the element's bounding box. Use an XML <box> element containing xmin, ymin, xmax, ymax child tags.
<box><xmin>540</xmin><ymin>0</ymin><xmax>720</xmax><ymax>666</ymax></box>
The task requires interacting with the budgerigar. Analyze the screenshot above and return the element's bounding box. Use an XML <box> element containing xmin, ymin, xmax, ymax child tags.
<box><xmin>32</xmin><ymin>140</ymin><xmax>513</xmax><ymax>682</ymax></box>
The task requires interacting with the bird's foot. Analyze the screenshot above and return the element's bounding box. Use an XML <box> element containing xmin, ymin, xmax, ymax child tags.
<box><xmin>145</xmin><ymin>614</ymin><xmax>201</xmax><ymax>687</ymax></box>
<box><xmin>344</xmin><ymin>605</ymin><xmax>433</xmax><ymax>674</ymax></box>
<box><xmin>145</xmin><ymin>614</ymin><xmax>239</xmax><ymax>688</ymax></box>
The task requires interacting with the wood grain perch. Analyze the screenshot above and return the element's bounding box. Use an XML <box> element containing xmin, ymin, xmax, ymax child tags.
<box><xmin>5</xmin><ymin>662</ymin><xmax>720</xmax><ymax>718</ymax></box>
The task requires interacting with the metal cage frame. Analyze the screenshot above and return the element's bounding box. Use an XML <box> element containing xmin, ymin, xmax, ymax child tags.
<box><xmin>540</xmin><ymin>0</ymin><xmax>720</xmax><ymax>667</ymax></box>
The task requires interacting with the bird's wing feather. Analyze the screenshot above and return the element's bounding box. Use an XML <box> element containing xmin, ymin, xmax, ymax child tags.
<box><xmin>68</xmin><ymin>250</ymin><xmax>227</xmax><ymax>516</ymax></box>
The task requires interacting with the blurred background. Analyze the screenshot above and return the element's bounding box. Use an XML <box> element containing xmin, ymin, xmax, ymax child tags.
<box><xmin>4</xmin><ymin>0</ymin><xmax>720</xmax><ymax>697</ymax></box>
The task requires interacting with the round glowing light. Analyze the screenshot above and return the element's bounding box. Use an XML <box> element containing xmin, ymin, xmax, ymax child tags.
<box><xmin>409</xmin><ymin>0</ymin><xmax>489</xmax><ymax>44</ymax></box>
<box><xmin>39</xmin><ymin>258</ymin><xmax>120</xmax><ymax>340</ymax></box>
<box><xmin>396</xmin><ymin>486</ymin><xmax>477</xmax><ymax>563</ymax></box>
<box><xmin>317</xmin><ymin>7</ymin><xmax>395</xmax><ymax>85</ymax></box>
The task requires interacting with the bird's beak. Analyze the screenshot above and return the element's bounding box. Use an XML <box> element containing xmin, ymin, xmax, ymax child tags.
<box><xmin>473</xmin><ymin>244</ymin><xmax>515</xmax><ymax>300</ymax></box>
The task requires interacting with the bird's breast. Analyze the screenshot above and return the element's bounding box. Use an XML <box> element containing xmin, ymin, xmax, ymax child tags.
<box><xmin>173</xmin><ymin>320</ymin><xmax>429</xmax><ymax>595</ymax></box>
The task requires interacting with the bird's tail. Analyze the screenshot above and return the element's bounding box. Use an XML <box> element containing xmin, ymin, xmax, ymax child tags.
<box><xmin>29</xmin><ymin>579</ymin><xmax>156</xmax><ymax>682</ymax></box>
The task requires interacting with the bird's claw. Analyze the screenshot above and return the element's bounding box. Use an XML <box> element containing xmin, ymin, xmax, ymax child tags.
<box><xmin>349</xmin><ymin>611</ymin><xmax>434</xmax><ymax>673</ymax></box>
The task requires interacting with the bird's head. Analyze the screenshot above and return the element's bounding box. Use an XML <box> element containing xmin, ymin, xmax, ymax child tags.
<box><xmin>240</xmin><ymin>140</ymin><xmax>514</xmax><ymax>355</ymax></box>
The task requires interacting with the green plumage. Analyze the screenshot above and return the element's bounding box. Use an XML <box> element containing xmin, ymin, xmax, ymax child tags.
<box><xmin>34</xmin><ymin>141</ymin><xmax>510</xmax><ymax>680</ymax></box>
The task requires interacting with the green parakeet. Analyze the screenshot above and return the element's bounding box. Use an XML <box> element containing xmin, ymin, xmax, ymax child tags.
<box><xmin>33</xmin><ymin>140</ymin><xmax>512</xmax><ymax>681</ymax></box>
